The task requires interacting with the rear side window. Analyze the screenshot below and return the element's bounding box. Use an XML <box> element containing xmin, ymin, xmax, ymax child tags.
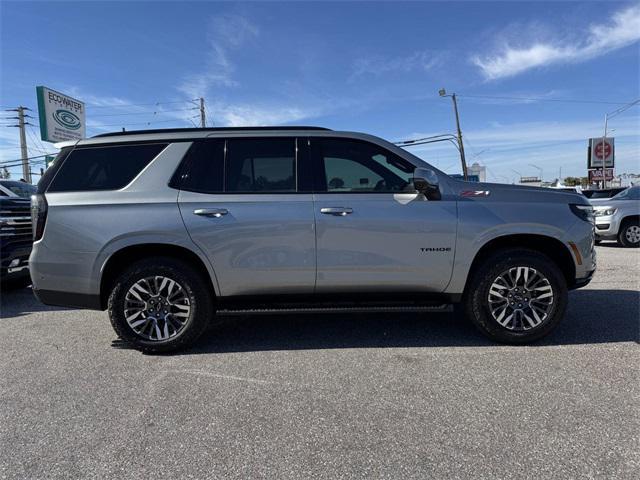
<box><xmin>225</xmin><ymin>138</ymin><xmax>296</xmax><ymax>193</ymax></box>
<box><xmin>179</xmin><ymin>140</ymin><xmax>225</xmax><ymax>193</ymax></box>
<box><xmin>47</xmin><ymin>143</ymin><xmax>167</xmax><ymax>192</ymax></box>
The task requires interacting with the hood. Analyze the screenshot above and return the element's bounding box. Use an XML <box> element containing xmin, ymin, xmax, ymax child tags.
<box><xmin>446</xmin><ymin>178</ymin><xmax>588</xmax><ymax>205</ymax></box>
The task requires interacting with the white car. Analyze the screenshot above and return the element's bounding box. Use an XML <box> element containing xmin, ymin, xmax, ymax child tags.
<box><xmin>591</xmin><ymin>186</ymin><xmax>640</xmax><ymax>247</ymax></box>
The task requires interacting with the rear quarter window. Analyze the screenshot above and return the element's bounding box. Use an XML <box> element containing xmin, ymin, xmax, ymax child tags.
<box><xmin>47</xmin><ymin>143</ymin><xmax>167</xmax><ymax>192</ymax></box>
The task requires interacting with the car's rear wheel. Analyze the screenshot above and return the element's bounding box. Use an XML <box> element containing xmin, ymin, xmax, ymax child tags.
<box><xmin>464</xmin><ymin>249</ymin><xmax>568</xmax><ymax>344</ymax></box>
<box><xmin>618</xmin><ymin>220</ymin><xmax>640</xmax><ymax>248</ymax></box>
<box><xmin>108</xmin><ymin>257</ymin><xmax>213</xmax><ymax>353</ymax></box>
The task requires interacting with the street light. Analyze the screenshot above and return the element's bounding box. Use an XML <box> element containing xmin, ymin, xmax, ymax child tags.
<box><xmin>601</xmin><ymin>98</ymin><xmax>640</xmax><ymax>188</ymax></box>
<box><xmin>529</xmin><ymin>164</ymin><xmax>543</xmax><ymax>183</ymax></box>
<box><xmin>511</xmin><ymin>169</ymin><xmax>522</xmax><ymax>184</ymax></box>
<box><xmin>439</xmin><ymin>88</ymin><xmax>468</xmax><ymax>180</ymax></box>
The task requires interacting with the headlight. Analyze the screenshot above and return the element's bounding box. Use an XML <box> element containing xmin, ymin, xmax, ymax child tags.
<box><xmin>569</xmin><ymin>204</ymin><xmax>594</xmax><ymax>223</ymax></box>
<box><xmin>594</xmin><ymin>207</ymin><xmax>617</xmax><ymax>217</ymax></box>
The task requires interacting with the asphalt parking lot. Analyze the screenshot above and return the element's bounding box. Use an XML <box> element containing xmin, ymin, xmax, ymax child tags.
<box><xmin>1</xmin><ymin>244</ymin><xmax>638</xmax><ymax>479</ymax></box>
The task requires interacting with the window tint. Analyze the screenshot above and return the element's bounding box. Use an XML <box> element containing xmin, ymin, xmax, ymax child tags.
<box><xmin>316</xmin><ymin>139</ymin><xmax>414</xmax><ymax>193</ymax></box>
<box><xmin>1</xmin><ymin>181</ymin><xmax>36</xmax><ymax>198</ymax></box>
<box><xmin>48</xmin><ymin>143</ymin><xmax>167</xmax><ymax>192</ymax></box>
<box><xmin>179</xmin><ymin>140</ymin><xmax>225</xmax><ymax>193</ymax></box>
<box><xmin>226</xmin><ymin>138</ymin><xmax>296</xmax><ymax>193</ymax></box>
<box><xmin>613</xmin><ymin>186</ymin><xmax>639</xmax><ymax>200</ymax></box>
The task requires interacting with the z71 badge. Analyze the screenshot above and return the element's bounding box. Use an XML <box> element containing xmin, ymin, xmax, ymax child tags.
<box><xmin>460</xmin><ymin>190</ymin><xmax>491</xmax><ymax>197</ymax></box>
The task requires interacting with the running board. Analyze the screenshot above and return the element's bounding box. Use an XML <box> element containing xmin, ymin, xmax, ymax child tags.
<box><xmin>218</xmin><ymin>304</ymin><xmax>453</xmax><ymax>316</ymax></box>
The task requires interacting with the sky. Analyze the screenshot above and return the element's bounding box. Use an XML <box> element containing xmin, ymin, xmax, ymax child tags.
<box><xmin>1</xmin><ymin>0</ymin><xmax>639</xmax><ymax>183</ymax></box>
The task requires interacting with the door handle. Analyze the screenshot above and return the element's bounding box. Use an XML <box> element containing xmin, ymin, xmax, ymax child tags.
<box><xmin>193</xmin><ymin>208</ymin><xmax>229</xmax><ymax>218</ymax></box>
<box><xmin>320</xmin><ymin>207</ymin><xmax>353</xmax><ymax>216</ymax></box>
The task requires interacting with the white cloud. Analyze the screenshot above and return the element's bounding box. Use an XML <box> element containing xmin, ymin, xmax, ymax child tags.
<box><xmin>177</xmin><ymin>14</ymin><xmax>259</xmax><ymax>98</ymax></box>
<box><xmin>351</xmin><ymin>51</ymin><xmax>442</xmax><ymax>79</ymax></box>
<box><xmin>472</xmin><ymin>3</ymin><xmax>640</xmax><ymax>80</ymax></box>
<box><xmin>213</xmin><ymin>103</ymin><xmax>320</xmax><ymax>127</ymax></box>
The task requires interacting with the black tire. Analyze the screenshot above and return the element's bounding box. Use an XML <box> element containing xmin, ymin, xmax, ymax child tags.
<box><xmin>463</xmin><ymin>249</ymin><xmax>568</xmax><ymax>344</ymax></box>
<box><xmin>108</xmin><ymin>257</ymin><xmax>213</xmax><ymax>353</ymax></box>
<box><xmin>617</xmin><ymin>219</ymin><xmax>640</xmax><ymax>248</ymax></box>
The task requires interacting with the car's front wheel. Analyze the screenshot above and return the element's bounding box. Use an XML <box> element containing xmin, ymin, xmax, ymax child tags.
<box><xmin>464</xmin><ymin>249</ymin><xmax>568</xmax><ymax>344</ymax></box>
<box><xmin>108</xmin><ymin>257</ymin><xmax>213</xmax><ymax>353</ymax></box>
<box><xmin>618</xmin><ymin>219</ymin><xmax>640</xmax><ymax>248</ymax></box>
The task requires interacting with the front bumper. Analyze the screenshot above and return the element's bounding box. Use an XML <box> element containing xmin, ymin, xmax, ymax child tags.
<box><xmin>1</xmin><ymin>241</ymin><xmax>32</xmax><ymax>282</ymax></box>
<box><xmin>595</xmin><ymin>213</ymin><xmax>621</xmax><ymax>238</ymax></box>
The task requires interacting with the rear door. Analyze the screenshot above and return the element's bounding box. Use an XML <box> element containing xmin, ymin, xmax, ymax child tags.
<box><xmin>311</xmin><ymin>137</ymin><xmax>457</xmax><ymax>293</ymax></box>
<box><xmin>178</xmin><ymin>137</ymin><xmax>316</xmax><ymax>296</ymax></box>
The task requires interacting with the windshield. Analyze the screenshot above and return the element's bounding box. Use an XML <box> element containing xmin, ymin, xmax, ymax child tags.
<box><xmin>612</xmin><ymin>186</ymin><xmax>640</xmax><ymax>200</ymax></box>
<box><xmin>0</xmin><ymin>180</ymin><xmax>37</xmax><ymax>198</ymax></box>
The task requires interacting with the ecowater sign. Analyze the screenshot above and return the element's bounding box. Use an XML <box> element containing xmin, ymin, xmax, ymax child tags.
<box><xmin>36</xmin><ymin>86</ymin><xmax>86</xmax><ymax>143</ymax></box>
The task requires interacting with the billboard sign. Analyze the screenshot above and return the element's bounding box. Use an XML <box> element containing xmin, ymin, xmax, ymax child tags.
<box><xmin>36</xmin><ymin>86</ymin><xmax>85</xmax><ymax>143</ymax></box>
<box><xmin>588</xmin><ymin>168</ymin><xmax>614</xmax><ymax>182</ymax></box>
<box><xmin>588</xmin><ymin>137</ymin><xmax>615</xmax><ymax>168</ymax></box>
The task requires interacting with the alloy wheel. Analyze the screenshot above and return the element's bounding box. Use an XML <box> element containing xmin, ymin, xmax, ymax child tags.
<box><xmin>124</xmin><ymin>276</ymin><xmax>191</xmax><ymax>341</ymax></box>
<box><xmin>487</xmin><ymin>266</ymin><xmax>554</xmax><ymax>331</ymax></box>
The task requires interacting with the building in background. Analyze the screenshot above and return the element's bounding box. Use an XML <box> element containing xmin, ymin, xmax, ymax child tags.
<box><xmin>468</xmin><ymin>162</ymin><xmax>486</xmax><ymax>182</ymax></box>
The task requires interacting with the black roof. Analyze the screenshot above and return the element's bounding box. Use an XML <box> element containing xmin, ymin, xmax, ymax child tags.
<box><xmin>92</xmin><ymin>126</ymin><xmax>331</xmax><ymax>138</ymax></box>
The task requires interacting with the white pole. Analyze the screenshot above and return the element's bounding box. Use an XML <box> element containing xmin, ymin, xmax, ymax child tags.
<box><xmin>601</xmin><ymin>114</ymin><xmax>608</xmax><ymax>189</ymax></box>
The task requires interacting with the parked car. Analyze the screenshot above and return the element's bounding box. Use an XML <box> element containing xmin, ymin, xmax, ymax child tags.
<box><xmin>582</xmin><ymin>188</ymin><xmax>626</xmax><ymax>199</ymax></box>
<box><xmin>30</xmin><ymin>127</ymin><xmax>596</xmax><ymax>352</ymax></box>
<box><xmin>0</xmin><ymin>179</ymin><xmax>36</xmax><ymax>198</ymax></box>
<box><xmin>1</xmin><ymin>195</ymin><xmax>32</xmax><ymax>288</ymax></box>
<box><xmin>591</xmin><ymin>186</ymin><xmax>640</xmax><ymax>247</ymax></box>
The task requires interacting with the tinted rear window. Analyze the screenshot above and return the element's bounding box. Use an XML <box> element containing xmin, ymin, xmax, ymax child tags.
<box><xmin>225</xmin><ymin>138</ymin><xmax>296</xmax><ymax>193</ymax></box>
<box><xmin>179</xmin><ymin>140</ymin><xmax>225</xmax><ymax>194</ymax></box>
<box><xmin>47</xmin><ymin>143</ymin><xmax>167</xmax><ymax>192</ymax></box>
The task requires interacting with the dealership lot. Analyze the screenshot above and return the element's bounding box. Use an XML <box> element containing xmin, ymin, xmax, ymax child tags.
<box><xmin>1</xmin><ymin>244</ymin><xmax>638</xmax><ymax>479</ymax></box>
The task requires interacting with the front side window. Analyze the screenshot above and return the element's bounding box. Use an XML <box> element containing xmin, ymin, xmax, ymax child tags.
<box><xmin>47</xmin><ymin>143</ymin><xmax>167</xmax><ymax>192</ymax></box>
<box><xmin>225</xmin><ymin>138</ymin><xmax>296</xmax><ymax>193</ymax></box>
<box><xmin>315</xmin><ymin>138</ymin><xmax>414</xmax><ymax>193</ymax></box>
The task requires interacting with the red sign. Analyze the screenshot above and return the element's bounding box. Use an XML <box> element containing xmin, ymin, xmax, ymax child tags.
<box><xmin>589</xmin><ymin>137</ymin><xmax>615</xmax><ymax>168</ymax></box>
<box><xmin>594</xmin><ymin>141</ymin><xmax>612</xmax><ymax>159</ymax></box>
<box><xmin>589</xmin><ymin>169</ymin><xmax>614</xmax><ymax>182</ymax></box>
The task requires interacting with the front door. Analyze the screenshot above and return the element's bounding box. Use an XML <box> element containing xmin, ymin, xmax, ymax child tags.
<box><xmin>311</xmin><ymin>137</ymin><xmax>457</xmax><ymax>293</ymax></box>
<box><xmin>178</xmin><ymin>137</ymin><xmax>316</xmax><ymax>296</ymax></box>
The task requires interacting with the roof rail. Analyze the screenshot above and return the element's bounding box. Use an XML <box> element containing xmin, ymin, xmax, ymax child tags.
<box><xmin>92</xmin><ymin>126</ymin><xmax>331</xmax><ymax>138</ymax></box>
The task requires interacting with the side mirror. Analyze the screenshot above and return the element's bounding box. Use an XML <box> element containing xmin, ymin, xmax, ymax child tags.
<box><xmin>413</xmin><ymin>168</ymin><xmax>441</xmax><ymax>200</ymax></box>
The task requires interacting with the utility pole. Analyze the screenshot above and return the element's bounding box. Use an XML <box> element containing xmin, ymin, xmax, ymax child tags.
<box><xmin>200</xmin><ymin>97</ymin><xmax>206</xmax><ymax>128</ymax></box>
<box><xmin>599</xmin><ymin>98</ymin><xmax>640</xmax><ymax>189</ymax></box>
<box><xmin>5</xmin><ymin>107</ymin><xmax>32</xmax><ymax>183</ymax></box>
<box><xmin>601</xmin><ymin>114</ymin><xmax>608</xmax><ymax>189</ymax></box>
<box><xmin>439</xmin><ymin>89</ymin><xmax>468</xmax><ymax>180</ymax></box>
<box><xmin>17</xmin><ymin>107</ymin><xmax>30</xmax><ymax>183</ymax></box>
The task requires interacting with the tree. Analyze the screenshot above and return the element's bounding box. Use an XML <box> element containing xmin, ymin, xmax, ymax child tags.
<box><xmin>0</xmin><ymin>167</ymin><xmax>10</xmax><ymax>179</ymax></box>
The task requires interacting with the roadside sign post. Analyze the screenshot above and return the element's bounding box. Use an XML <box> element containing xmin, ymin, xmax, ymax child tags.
<box><xmin>588</xmin><ymin>136</ymin><xmax>614</xmax><ymax>189</ymax></box>
<box><xmin>36</xmin><ymin>86</ymin><xmax>85</xmax><ymax>143</ymax></box>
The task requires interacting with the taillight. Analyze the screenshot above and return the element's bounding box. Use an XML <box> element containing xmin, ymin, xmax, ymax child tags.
<box><xmin>31</xmin><ymin>194</ymin><xmax>48</xmax><ymax>241</ymax></box>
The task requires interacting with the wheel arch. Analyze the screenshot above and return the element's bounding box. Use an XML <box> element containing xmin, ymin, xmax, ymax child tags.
<box><xmin>463</xmin><ymin>234</ymin><xmax>577</xmax><ymax>296</ymax></box>
<box><xmin>99</xmin><ymin>243</ymin><xmax>217</xmax><ymax>310</ymax></box>
<box><xmin>620</xmin><ymin>214</ymin><xmax>640</xmax><ymax>228</ymax></box>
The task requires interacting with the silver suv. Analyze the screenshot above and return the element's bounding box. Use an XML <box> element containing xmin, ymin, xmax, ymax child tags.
<box><xmin>591</xmin><ymin>186</ymin><xmax>640</xmax><ymax>247</ymax></box>
<box><xmin>30</xmin><ymin>127</ymin><xmax>596</xmax><ymax>352</ymax></box>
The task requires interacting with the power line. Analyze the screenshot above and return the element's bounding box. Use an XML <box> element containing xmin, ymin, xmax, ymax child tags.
<box><xmin>0</xmin><ymin>153</ymin><xmax>56</xmax><ymax>167</ymax></box>
<box><xmin>456</xmin><ymin>94</ymin><xmax>631</xmax><ymax>105</ymax></box>
<box><xmin>94</xmin><ymin>116</ymin><xmax>199</xmax><ymax>128</ymax></box>
<box><xmin>89</xmin><ymin>107</ymin><xmax>198</xmax><ymax>118</ymax></box>
<box><xmin>86</xmin><ymin>99</ymin><xmax>199</xmax><ymax>109</ymax></box>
